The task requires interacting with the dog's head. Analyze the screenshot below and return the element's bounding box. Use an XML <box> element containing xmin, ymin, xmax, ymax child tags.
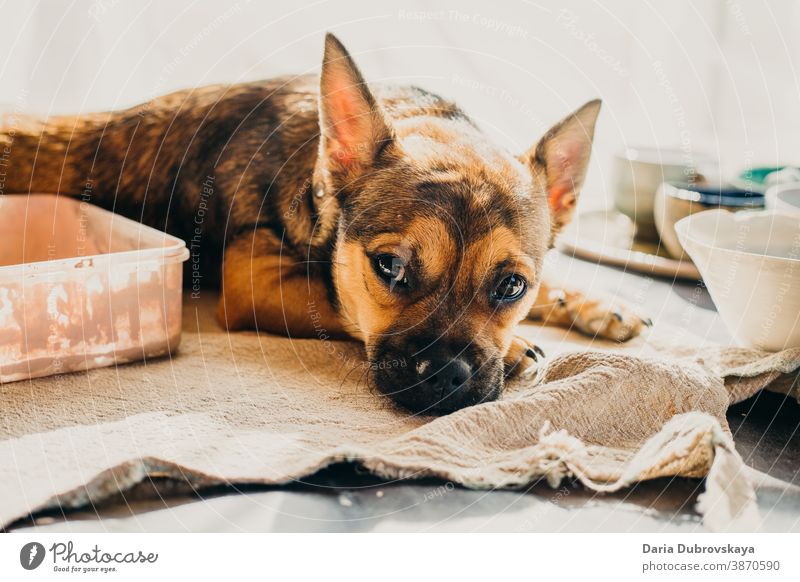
<box><xmin>318</xmin><ymin>34</ymin><xmax>600</xmax><ymax>413</ymax></box>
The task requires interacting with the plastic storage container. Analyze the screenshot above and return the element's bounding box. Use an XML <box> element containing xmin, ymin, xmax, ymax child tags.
<box><xmin>0</xmin><ymin>194</ymin><xmax>189</xmax><ymax>383</ymax></box>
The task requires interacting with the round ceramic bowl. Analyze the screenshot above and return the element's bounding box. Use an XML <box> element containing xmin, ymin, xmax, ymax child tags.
<box><xmin>766</xmin><ymin>183</ymin><xmax>800</xmax><ymax>218</ymax></box>
<box><xmin>654</xmin><ymin>182</ymin><xmax>764</xmax><ymax>259</ymax></box>
<box><xmin>675</xmin><ymin>210</ymin><xmax>800</xmax><ymax>351</ymax></box>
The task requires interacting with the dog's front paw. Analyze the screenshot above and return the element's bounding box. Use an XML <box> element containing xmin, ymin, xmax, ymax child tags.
<box><xmin>504</xmin><ymin>335</ymin><xmax>546</xmax><ymax>379</ymax></box>
<box><xmin>552</xmin><ymin>289</ymin><xmax>651</xmax><ymax>342</ymax></box>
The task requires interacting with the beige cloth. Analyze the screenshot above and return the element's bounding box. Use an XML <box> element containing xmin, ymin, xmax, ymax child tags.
<box><xmin>1</xmin><ymin>298</ymin><xmax>798</xmax><ymax>531</ymax></box>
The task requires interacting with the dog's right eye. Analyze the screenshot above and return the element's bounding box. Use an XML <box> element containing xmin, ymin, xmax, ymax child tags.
<box><xmin>373</xmin><ymin>254</ymin><xmax>409</xmax><ymax>289</ymax></box>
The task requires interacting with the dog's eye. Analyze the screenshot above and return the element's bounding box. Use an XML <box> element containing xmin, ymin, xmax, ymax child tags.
<box><xmin>373</xmin><ymin>254</ymin><xmax>408</xmax><ymax>289</ymax></box>
<box><xmin>492</xmin><ymin>274</ymin><xmax>527</xmax><ymax>303</ymax></box>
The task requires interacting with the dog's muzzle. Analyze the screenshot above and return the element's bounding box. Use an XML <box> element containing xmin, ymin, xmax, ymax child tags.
<box><xmin>372</xmin><ymin>337</ymin><xmax>503</xmax><ymax>414</ymax></box>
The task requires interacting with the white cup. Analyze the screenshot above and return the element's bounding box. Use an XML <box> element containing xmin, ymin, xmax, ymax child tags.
<box><xmin>613</xmin><ymin>147</ymin><xmax>715</xmax><ymax>241</ymax></box>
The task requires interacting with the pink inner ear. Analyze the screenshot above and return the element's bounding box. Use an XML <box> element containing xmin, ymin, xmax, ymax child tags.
<box><xmin>547</xmin><ymin>140</ymin><xmax>584</xmax><ymax>209</ymax></box>
<box><xmin>554</xmin><ymin>141</ymin><xmax>581</xmax><ymax>174</ymax></box>
<box><xmin>548</xmin><ymin>183</ymin><xmax>574</xmax><ymax>212</ymax></box>
<box><xmin>327</xmin><ymin>82</ymin><xmax>370</xmax><ymax>168</ymax></box>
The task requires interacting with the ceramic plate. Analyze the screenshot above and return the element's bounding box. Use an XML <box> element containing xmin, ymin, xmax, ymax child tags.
<box><xmin>556</xmin><ymin>210</ymin><xmax>701</xmax><ymax>280</ymax></box>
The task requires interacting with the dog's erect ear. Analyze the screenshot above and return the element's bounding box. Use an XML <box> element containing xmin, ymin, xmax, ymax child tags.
<box><xmin>522</xmin><ymin>99</ymin><xmax>601</xmax><ymax>240</ymax></box>
<box><xmin>318</xmin><ymin>33</ymin><xmax>394</xmax><ymax>189</ymax></box>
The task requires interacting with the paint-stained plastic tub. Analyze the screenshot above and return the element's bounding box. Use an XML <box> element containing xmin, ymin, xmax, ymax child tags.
<box><xmin>0</xmin><ymin>194</ymin><xmax>189</xmax><ymax>383</ymax></box>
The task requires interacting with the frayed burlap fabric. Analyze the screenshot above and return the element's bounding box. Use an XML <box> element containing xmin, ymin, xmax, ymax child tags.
<box><xmin>2</xmin><ymin>300</ymin><xmax>798</xmax><ymax>531</ymax></box>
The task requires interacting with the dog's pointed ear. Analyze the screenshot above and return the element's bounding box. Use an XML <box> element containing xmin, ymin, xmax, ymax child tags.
<box><xmin>318</xmin><ymin>33</ymin><xmax>394</xmax><ymax>189</ymax></box>
<box><xmin>522</xmin><ymin>99</ymin><xmax>601</xmax><ymax>240</ymax></box>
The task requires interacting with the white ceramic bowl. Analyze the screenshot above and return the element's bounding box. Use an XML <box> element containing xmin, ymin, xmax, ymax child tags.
<box><xmin>675</xmin><ymin>210</ymin><xmax>800</xmax><ymax>351</ymax></box>
<box><xmin>766</xmin><ymin>183</ymin><xmax>800</xmax><ymax>218</ymax></box>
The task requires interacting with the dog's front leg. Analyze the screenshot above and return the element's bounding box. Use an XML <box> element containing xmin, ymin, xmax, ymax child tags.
<box><xmin>216</xmin><ymin>230</ymin><xmax>349</xmax><ymax>338</ymax></box>
<box><xmin>527</xmin><ymin>280</ymin><xmax>651</xmax><ymax>342</ymax></box>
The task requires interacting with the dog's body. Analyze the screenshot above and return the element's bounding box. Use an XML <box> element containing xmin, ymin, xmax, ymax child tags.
<box><xmin>1</xmin><ymin>35</ymin><xmax>646</xmax><ymax>412</ymax></box>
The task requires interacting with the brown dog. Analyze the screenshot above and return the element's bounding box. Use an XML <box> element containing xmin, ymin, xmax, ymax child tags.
<box><xmin>1</xmin><ymin>34</ymin><xmax>647</xmax><ymax>413</ymax></box>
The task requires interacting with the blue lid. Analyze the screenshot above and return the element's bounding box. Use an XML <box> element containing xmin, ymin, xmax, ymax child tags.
<box><xmin>665</xmin><ymin>182</ymin><xmax>765</xmax><ymax>208</ymax></box>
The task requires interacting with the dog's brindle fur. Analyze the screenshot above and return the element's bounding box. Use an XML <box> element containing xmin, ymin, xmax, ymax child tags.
<box><xmin>1</xmin><ymin>34</ymin><xmax>646</xmax><ymax>413</ymax></box>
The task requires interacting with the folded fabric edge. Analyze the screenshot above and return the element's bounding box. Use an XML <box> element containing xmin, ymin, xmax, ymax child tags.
<box><xmin>4</xmin><ymin>414</ymin><xmax>758</xmax><ymax>533</ymax></box>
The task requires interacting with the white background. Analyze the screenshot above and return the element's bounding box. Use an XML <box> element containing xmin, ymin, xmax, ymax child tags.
<box><xmin>1</xmin><ymin>533</ymin><xmax>798</xmax><ymax>580</ymax></box>
<box><xmin>0</xmin><ymin>0</ymin><xmax>798</xmax><ymax>207</ymax></box>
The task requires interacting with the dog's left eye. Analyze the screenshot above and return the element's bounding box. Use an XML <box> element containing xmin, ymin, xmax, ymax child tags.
<box><xmin>373</xmin><ymin>253</ymin><xmax>409</xmax><ymax>288</ymax></box>
<box><xmin>492</xmin><ymin>274</ymin><xmax>527</xmax><ymax>303</ymax></box>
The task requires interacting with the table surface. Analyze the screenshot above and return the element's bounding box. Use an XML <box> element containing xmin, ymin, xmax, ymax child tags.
<box><xmin>9</xmin><ymin>251</ymin><xmax>800</xmax><ymax>533</ymax></box>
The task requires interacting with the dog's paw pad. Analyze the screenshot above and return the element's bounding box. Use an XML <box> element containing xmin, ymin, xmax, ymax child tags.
<box><xmin>505</xmin><ymin>336</ymin><xmax>545</xmax><ymax>378</ymax></box>
<box><xmin>584</xmin><ymin>304</ymin><xmax>650</xmax><ymax>342</ymax></box>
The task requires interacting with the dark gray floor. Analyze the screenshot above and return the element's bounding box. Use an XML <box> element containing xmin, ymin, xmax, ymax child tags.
<box><xmin>9</xmin><ymin>253</ymin><xmax>800</xmax><ymax>532</ymax></box>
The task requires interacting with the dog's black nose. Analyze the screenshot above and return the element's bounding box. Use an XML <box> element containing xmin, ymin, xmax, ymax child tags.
<box><xmin>372</xmin><ymin>339</ymin><xmax>503</xmax><ymax>414</ymax></box>
<box><xmin>417</xmin><ymin>357</ymin><xmax>472</xmax><ymax>402</ymax></box>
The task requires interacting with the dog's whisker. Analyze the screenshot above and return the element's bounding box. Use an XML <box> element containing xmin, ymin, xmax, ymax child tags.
<box><xmin>356</xmin><ymin>364</ymin><xmax>373</xmax><ymax>394</ymax></box>
<box><xmin>338</xmin><ymin>360</ymin><xmax>362</xmax><ymax>390</ymax></box>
